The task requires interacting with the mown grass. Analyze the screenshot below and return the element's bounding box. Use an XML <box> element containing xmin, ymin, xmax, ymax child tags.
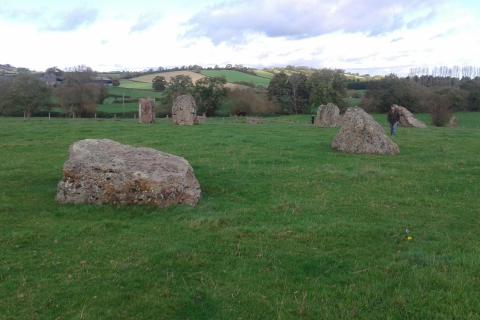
<box><xmin>119</xmin><ymin>80</ymin><xmax>154</xmax><ymax>90</ymax></box>
<box><xmin>201</xmin><ymin>70</ymin><xmax>271</xmax><ymax>88</ymax></box>
<box><xmin>1</xmin><ymin>114</ymin><xmax>480</xmax><ymax>319</ymax></box>
<box><xmin>108</xmin><ymin>86</ymin><xmax>164</xmax><ymax>99</ymax></box>
<box><xmin>97</xmin><ymin>102</ymin><xmax>139</xmax><ymax>114</ymax></box>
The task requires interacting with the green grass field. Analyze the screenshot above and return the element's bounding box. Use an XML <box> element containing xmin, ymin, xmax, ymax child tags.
<box><xmin>119</xmin><ymin>79</ymin><xmax>154</xmax><ymax>90</ymax></box>
<box><xmin>95</xmin><ymin>87</ymin><xmax>164</xmax><ymax>115</ymax></box>
<box><xmin>97</xmin><ymin>102</ymin><xmax>139</xmax><ymax>114</ymax></box>
<box><xmin>201</xmin><ymin>70</ymin><xmax>271</xmax><ymax>87</ymax></box>
<box><xmin>1</xmin><ymin>114</ymin><xmax>480</xmax><ymax>319</ymax></box>
<box><xmin>108</xmin><ymin>86</ymin><xmax>164</xmax><ymax>99</ymax></box>
<box><xmin>254</xmin><ymin>70</ymin><xmax>275</xmax><ymax>79</ymax></box>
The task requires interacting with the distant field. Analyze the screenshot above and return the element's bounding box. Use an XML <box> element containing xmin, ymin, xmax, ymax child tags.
<box><xmin>119</xmin><ymin>80</ymin><xmax>154</xmax><ymax>90</ymax></box>
<box><xmin>201</xmin><ymin>70</ymin><xmax>271</xmax><ymax>87</ymax></box>
<box><xmin>100</xmin><ymin>73</ymin><xmax>124</xmax><ymax>80</ymax></box>
<box><xmin>130</xmin><ymin>70</ymin><xmax>255</xmax><ymax>90</ymax></box>
<box><xmin>108</xmin><ymin>86</ymin><xmax>164</xmax><ymax>99</ymax></box>
<box><xmin>131</xmin><ymin>71</ymin><xmax>206</xmax><ymax>84</ymax></box>
<box><xmin>254</xmin><ymin>70</ymin><xmax>275</xmax><ymax>79</ymax></box>
<box><xmin>344</xmin><ymin>89</ymin><xmax>367</xmax><ymax>107</ymax></box>
<box><xmin>101</xmin><ymin>86</ymin><xmax>164</xmax><ymax>115</ymax></box>
<box><xmin>264</xmin><ymin>68</ymin><xmax>315</xmax><ymax>76</ymax></box>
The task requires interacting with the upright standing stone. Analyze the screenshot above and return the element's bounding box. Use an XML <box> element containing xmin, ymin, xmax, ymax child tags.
<box><xmin>194</xmin><ymin>113</ymin><xmax>207</xmax><ymax>124</ymax></box>
<box><xmin>172</xmin><ymin>95</ymin><xmax>197</xmax><ymax>126</ymax></box>
<box><xmin>392</xmin><ymin>105</ymin><xmax>427</xmax><ymax>128</ymax></box>
<box><xmin>332</xmin><ymin>107</ymin><xmax>399</xmax><ymax>155</ymax></box>
<box><xmin>138</xmin><ymin>99</ymin><xmax>155</xmax><ymax>124</ymax></box>
<box><xmin>315</xmin><ymin>103</ymin><xmax>341</xmax><ymax>128</ymax></box>
<box><xmin>56</xmin><ymin>139</ymin><xmax>201</xmax><ymax>207</ymax></box>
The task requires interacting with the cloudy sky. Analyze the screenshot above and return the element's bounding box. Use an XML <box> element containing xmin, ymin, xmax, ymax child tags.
<box><xmin>1</xmin><ymin>0</ymin><xmax>479</xmax><ymax>75</ymax></box>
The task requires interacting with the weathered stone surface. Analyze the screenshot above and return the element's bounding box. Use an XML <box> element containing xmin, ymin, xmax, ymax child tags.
<box><xmin>138</xmin><ymin>99</ymin><xmax>155</xmax><ymax>124</ymax></box>
<box><xmin>56</xmin><ymin>139</ymin><xmax>201</xmax><ymax>207</ymax></box>
<box><xmin>172</xmin><ymin>95</ymin><xmax>197</xmax><ymax>126</ymax></box>
<box><xmin>246</xmin><ymin>117</ymin><xmax>264</xmax><ymax>124</ymax></box>
<box><xmin>448</xmin><ymin>115</ymin><xmax>458</xmax><ymax>128</ymax></box>
<box><xmin>332</xmin><ymin>107</ymin><xmax>399</xmax><ymax>155</ymax></box>
<box><xmin>315</xmin><ymin>103</ymin><xmax>341</xmax><ymax>128</ymax></box>
<box><xmin>194</xmin><ymin>113</ymin><xmax>207</xmax><ymax>124</ymax></box>
<box><xmin>392</xmin><ymin>105</ymin><xmax>427</xmax><ymax>128</ymax></box>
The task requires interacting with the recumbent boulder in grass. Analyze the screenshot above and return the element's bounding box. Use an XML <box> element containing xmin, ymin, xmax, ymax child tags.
<box><xmin>138</xmin><ymin>99</ymin><xmax>155</xmax><ymax>124</ymax></box>
<box><xmin>194</xmin><ymin>113</ymin><xmax>207</xmax><ymax>124</ymax></box>
<box><xmin>246</xmin><ymin>117</ymin><xmax>264</xmax><ymax>124</ymax></box>
<box><xmin>448</xmin><ymin>115</ymin><xmax>458</xmax><ymax>128</ymax></box>
<box><xmin>392</xmin><ymin>104</ymin><xmax>427</xmax><ymax>128</ymax></box>
<box><xmin>315</xmin><ymin>103</ymin><xmax>341</xmax><ymax>128</ymax></box>
<box><xmin>332</xmin><ymin>107</ymin><xmax>399</xmax><ymax>155</ymax></box>
<box><xmin>172</xmin><ymin>94</ymin><xmax>197</xmax><ymax>126</ymax></box>
<box><xmin>56</xmin><ymin>139</ymin><xmax>201</xmax><ymax>207</ymax></box>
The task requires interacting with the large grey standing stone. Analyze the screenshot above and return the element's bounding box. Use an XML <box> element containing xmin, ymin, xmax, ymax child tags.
<box><xmin>138</xmin><ymin>99</ymin><xmax>155</xmax><ymax>124</ymax></box>
<box><xmin>315</xmin><ymin>103</ymin><xmax>340</xmax><ymax>128</ymax></box>
<box><xmin>172</xmin><ymin>95</ymin><xmax>197</xmax><ymax>126</ymax></box>
<box><xmin>392</xmin><ymin>105</ymin><xmax>427</xmax><ymax>128</ymax></box>
<box><xmin>332</xmin><ymin>107</ymin><xmax>399</xmax><ymax>155</ymax></box>
<box><xmin>56</xmin><ymin>139</ymin><xmax>201</xmax><ymax>207</ymax></box>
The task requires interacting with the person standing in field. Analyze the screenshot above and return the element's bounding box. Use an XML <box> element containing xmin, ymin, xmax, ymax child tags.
<box><xmin>387</xmin><ymin>106</ymin><xmax>400</xmax><ymax>136</ymax></box>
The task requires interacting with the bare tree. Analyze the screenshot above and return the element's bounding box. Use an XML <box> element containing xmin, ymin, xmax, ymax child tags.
<box><xmin>55</xmin><ymin>67</ymin><xmax>104</xmax><ymax>117</ymax></box>
<box><xmin>0</xmin><ymin>74</ymin><xmax>51</xmax><ymax>117</ymax></box>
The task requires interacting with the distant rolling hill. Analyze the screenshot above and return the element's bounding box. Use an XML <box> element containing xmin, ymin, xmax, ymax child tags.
<box><xmin>126</xmin><ymin>70</ymin><xmax>258</xmax><ymax>90</ymax></box>
<box><xmin>120</xmin><ymin>68</ymin><xmax>379</xmax><ymax>92</ymax></box>
<box><xmin>0</xmin><ymin>64</ymin><xmax>19</xmax><ymax>75</ymax></box>
<box><xmin>131</xmin><ymin>71</ymin><xmax>205</xmax><ymax>84</ymax></box>
<box><xmin>200</xmin><ymin>70</ymin><xmax>270</xmax><ymax>87</ymax></box>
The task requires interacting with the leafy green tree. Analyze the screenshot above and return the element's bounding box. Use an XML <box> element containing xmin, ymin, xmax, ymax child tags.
<box><xmin>360</xmin><ymin>75</ymin><xmax>438</xmax><ymax>113</ymax></box>
<box><xmin>460</xmin><ymin>79</ymin><xmax>480</xmax><ymax>111</ymax></box>
<box><xmin>307</xmin><ymin>69</ymin><xmax>347</xmax><ymax>108</ymax></box>
<box><xmin>168</xmin><ymin>75</ymin><xmax>194</xmax><ymax>96</ymax></box>
<box><xmin>268</xmin><ymin>72</ymin><xmax>309</xmax><ymax>114</ymax></box>
<box><xmin>0</xmin><ymin>74</ymin><xmax>51</xmax><ymax>117</ymax></box>
<box><xmin>287</xmin><ymin>73</ymin><xmax>309</xmax><ymax>114</ymax></box>
<box><xmin>162</xmin><ymin>75</ymin><xmax>194</xmax><ymax>110</ymax></box>
<box><xmin>267</xmin><ymin>72</ymin><xmax>291</xmax><ymax>113</ymax></box>
<box><xmin>193</xmin><ymin>77</ymin><xmax>227</xmax><ymax>116</ymax></box>
<box><xmin>152</xmin><ymin>76</ymin><xmax>167</xmax><ymax>92</ymax></box>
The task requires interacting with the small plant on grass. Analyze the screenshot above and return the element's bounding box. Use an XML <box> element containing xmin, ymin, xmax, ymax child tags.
<box><xmin>429</xmin><ymin>93</ymin><xmax>454</xmax><ymax>127</ymax></box>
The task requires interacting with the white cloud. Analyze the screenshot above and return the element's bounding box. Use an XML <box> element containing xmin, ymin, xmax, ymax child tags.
<box><xmin>186</xmin><ymin>0</ymin><xmax>444</xmax><ymax>43</ymax></box>
<box><xmin>0</xmin><ymin>0</ymin><xmax>478</xmax><ymax>75</ymax></box>
<box><xmin>43</xmin><ymin>7</ymin><xmax>98</xmax><ymax>31</ymax></box>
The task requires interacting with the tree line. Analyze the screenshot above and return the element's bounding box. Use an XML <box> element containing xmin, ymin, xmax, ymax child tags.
<box><xmin>360</xmin><ymin>74</ymin><xmax>480</xmax><ymax>114</ymax></box>
<box><xmin>267</xmin><ymin>69</ymin><xmax>347</xmax><ymax>114</ymax></box>
<box><xmin>0</xmin><ymin>66</ymin><xmax>107</xmax><ymax>117</ymax></box>
<box><xmin>3</xmin><ymin>65</ymin><xmax>478</xmax><ymax>119</ymax></box>
<box><xmin>155</xmin><ymin>75</ymin><xmax>228</xmax><ymax>117</ymax></box>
